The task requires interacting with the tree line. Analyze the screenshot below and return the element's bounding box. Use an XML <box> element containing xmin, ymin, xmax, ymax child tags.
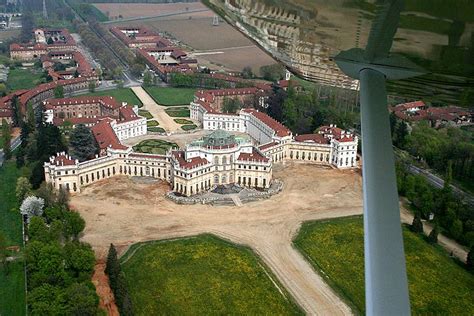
<box><xmin>16</xmin><ymin>178</ymin><xmax>99</xmax><ymax>315</ymax></box>
<box><xmin>391</xmin><ymin>115</ymin><xmax>474</xmax><ymax>192</ymax></box>
<box><xmin>263</xmin><ymin>85</ymin><xmax>359</xmax><ymax>135</ymax></box>
<box><xmin>396</xmin><ymin>160</ymin><xmax>474</xmax><ymax>249</ymax></box>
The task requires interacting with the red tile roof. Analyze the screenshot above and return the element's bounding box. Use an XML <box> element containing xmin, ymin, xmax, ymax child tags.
<box><xmin>294</xmin><ymin>134</ymin><xmax>330</xmax><ymax>144</ymax></box>
<box><xmin>49</xmin><ymin>152</ymin><xmax>76</xmax><ymax>166</ymax></box>
<box><xmin>118</xmin><ymin>106</ymin><xmax>141</xmax><ymax>122</ymax></box>
<box><xmin>237</xmin><ymin>149</ymin><xmax>269</xmax><ymax>163</ymax></box>
<box><xmin>258</xmin><ymin>141</ymin><xmax>279</xmax><ymax>151</ymax></box>
<box><xmin>242</xmin><ymin>108</ymin><xmax>292</xmax><ymax>137</ymax></box>
<box><xmin>91</xmin><ymin>118</ymin><xmax>128</xmax><ymax>151</ymax></box>
<box><xmin>316</xmin><ymin>125</ymin><xmax>355</xmax><ymax>142</ymax></box>
<box><xmin>45</xmin><ymin>95</ymin><xmax>120</xmax><ymax>110</ymax></box>
<box><xmin>172</xmin><ymin>151</ymin><xmax>210</xmax><ymax>170</ymax></box>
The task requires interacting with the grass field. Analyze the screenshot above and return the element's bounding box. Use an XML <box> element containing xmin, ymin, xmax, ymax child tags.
<box><xmin>144</xmin><ymin>87</ymin><xmax>196</xmax><ymax>106</ymax></box>
<box><xmin>132</xmin><ymin>139</ymin><xmax>177</xmax><ymax>155</ymax></box>
<box><xmin>81</xmin><ymin>88</ymin><xmax>143</xmax><ymax>107</ymax></box>
<box><xmin>174</xmin><ymin>118</ymin><xmax>193</xmax><ymax>124</ymax></box>
<box><xmin>146</xmin><ymin>120</ymin><xmax>159</xmax><ymax>127</ymax></box>
<box><xmin>138</xmin><ymin>110</ymin><xmax>153</xmax><ymax>120</ymax></box>
<box><xmin>165</xmin><ymin>107</ymin><xmax>190</xmax><ymax>118</ymax></box>
<box><xmin>7</xmin><ymin>68</ymin><xmax>44</xmax><ymax>92</ymax></box>
<box><xmin>181</xmin><ymin>124</ymin><xmax>197</xmax><ymax>131</ymax></box>
<box><xmin>147</xmin><ymin>127</ymin><xmax>165</xmax><ymax>133</ymax></box>
<box><xmin>0</xmin><ymin>162</ymin><xmax>26</xmax><ymax>315</ymax></box>
<box><xmin>121</xmin><ymin>235</ymin><xmax>302</xmax><ymax>315</ymax></box>
<box><xmin>294</xmin><ymin>216</ymin><xmax>474</xmax><ymax>315</ymax></box>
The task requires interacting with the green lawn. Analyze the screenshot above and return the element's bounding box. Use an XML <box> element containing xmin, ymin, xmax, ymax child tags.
<box><xmin>146</xmin><ymin>120</ymin><xmax>159</xmax><ymax>127</ymax></box>
<box><xmin>138</xmin><ymin>110</ymin><xmax>153</xmax><ymax>120</ymax></box>
<box><xmin>0</xmin><ymin>162</ymin><xmax>26</xmax><ymax>315</ymax></box>
<box><xmin>121</xmin><ymin>235</ymin><xmax>302</xmax><ymax>315</ymax></box>
<box><xmin>132</xmin><ymin>139</ymin><xmax>177</xmax><ymax>155</ymax></box>
<box><xmin>144</xmin><ymin>87</ymin><xmax>196</xmax><ymax>106</ymax></box>
<box><xmin>147</xmin><ymin>127</ymin><xmax>165</xmax><ymax>133</ymax></box>
<box><xmin>294</xmin><ymin>216</ymin><xmax>474</xmax><ymax>315</ymax></box>
<box><xmin>81</xmin><ymin>88</ymin><xmax>143</xmax><ymax>107</ymax></box>
<box><xmin>7</xmin><ymin>68</ymin><xmax>45</xmax><ymax>92</ymax></box>
<box><xmin>181</xmin><ymin>124</ymin><xmax>197</xmax><ymax>131</ymax></box>
<box><xmin>174</xmin><ymin>118</ymin><xmax>193</xmax><ymax>124</ymax></box>
<box><xmin>165</xmin><ymin>107</ymin><xmax>190</xmax><ymax>118</ymax></box>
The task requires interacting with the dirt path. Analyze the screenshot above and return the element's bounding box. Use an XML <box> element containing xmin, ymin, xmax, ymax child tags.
<box><xmin>131</xmin><ymin>86</ymin><xmax>181</xmax><ymax>132</ymax></box>
<box><xmin>92</xmin><ymin>262</ymin><xmax>119</xmax><ymax>316</ymax></box>
<box><xmin>399</xmin><ymin>206</ymin><xmax>468</xmax><ymax>262</ymax></box>
<box><xmin>73</xmin><ymin>164</ymin><xmax>361</xmax><ymax>315</ymax></box>
<box><xmin>72</xmin><ymin>162</ymin><xmax>468</xmax><ymax>315</ymax></box>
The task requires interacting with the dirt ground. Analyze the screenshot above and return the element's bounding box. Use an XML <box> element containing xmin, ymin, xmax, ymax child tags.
<box><xmin>71</xmin><ymin>163</ymin><xmax>362</xmax><ymax>315</ymax></box>
<box><xmin>113</xmin><ymin>16</ymin><xmax>277</xmax><ymax>72</ymax></box>
<box><xmin>93</xmin><ymin>2</ymin><xmax>209</xmax><ymax>19</ymax></box>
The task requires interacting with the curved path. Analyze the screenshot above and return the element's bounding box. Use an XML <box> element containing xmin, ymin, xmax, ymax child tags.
<box><xmin>131</xmin><ymin>86</ymin><xmax>181</xmax><ymax>132</ymax></box>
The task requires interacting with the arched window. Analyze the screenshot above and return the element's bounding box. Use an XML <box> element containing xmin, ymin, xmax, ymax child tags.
<box><xmin>222</xmin><ymin>156</ymin><xmax>227</xmax><ymax>165</ymax></box>
<box><xmin>214</xmin><ymin>156</ymin><xmax>219</xmax><ymax>165</ymax></box>
<box><xmin>214</xmin><ymin>174</ymin><xmax>219</xmax><ymax>184</ymax></box>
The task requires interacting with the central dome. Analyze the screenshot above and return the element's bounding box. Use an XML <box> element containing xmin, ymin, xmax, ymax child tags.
<box><xmin>203</xmin><ymin>129</ymin><xmax>237</xmax><ymax>147</ymax></box>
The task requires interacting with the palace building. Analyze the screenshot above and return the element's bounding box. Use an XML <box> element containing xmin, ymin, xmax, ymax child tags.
<box><xmin>44</xmin><ymin>91</ymin><xmax>357</xmax><ymax>197</ymax></box>
<box><xmin>191</xmin><ymin>88</ymin><xmax>358</xmax><ymax>168</ymax></box>
<box><xmin>44</xmin><ymin>129</ymin><xmax>272</xmax><ymax>196</ymax></box>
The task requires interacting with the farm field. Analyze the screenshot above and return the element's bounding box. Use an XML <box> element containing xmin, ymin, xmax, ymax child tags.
<box><xmin>111</xmin><ymin>16</ymin><xmax>277</xmax><ymax>73</ymax></box>
<box><xmin>7</xmin><ymin>68</ymin><xmax>44</xmax><ymax>92</ymax></box>
<box><xmin>121</xmin><ymin>235</ymin><xmax>302</xmax><ymax>315</ymax></box>
<box><xmin>132</xmin><ymin>139</ymin><xmax>177</xmax><ymax>155</ymax></box>
<box><xmin>143</xmin><ymin>87</ymin><xmax>196</xmax><ymax>106</ymax></box>
<box><xmin>81</xmin><ymin>88</ymin><xmax>143</xmax><ymax>107</ymax></box>
<box><xmin>93</xmin><ymin>2</ymin><xmax>210</xmax><ymax>20</ymax></box>
<box><xmin>0</xmin><ymin>29</ymin><xmax>20</xmax><ymax>41</ymax></box>
<box><xmin>0</xmin><ymin>162</ymin><xmax>26</xmax><ymax>316</ymax></box>
<box><xmin>294</xmin><ymin>216</ymin><xmax>474</xmax><ymax>315</ymax></box>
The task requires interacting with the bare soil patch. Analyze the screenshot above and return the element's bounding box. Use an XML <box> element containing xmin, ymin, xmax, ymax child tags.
<box><xmin>72</xmin><ymin>163</ymin><xmax>362</xmax><ymax>315</ymax></box>
<box><xmin>93</xmin><ymin>2</ymin><xmax>208</xmax><ymax>19</ymax></box>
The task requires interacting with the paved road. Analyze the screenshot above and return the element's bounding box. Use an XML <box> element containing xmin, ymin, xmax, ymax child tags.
<box><xmin>131</xmin><ymin>86</ymin><xmax>181</xmax><ymax>132</ymax></box>
<box><xmin>407</xmin><ymin>164</ymin><xmax>474</xmax><ymax>205</ymax></box>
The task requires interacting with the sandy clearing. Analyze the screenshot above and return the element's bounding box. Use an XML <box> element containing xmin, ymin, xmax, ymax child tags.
<box><xmin>93</xmin><ymin>2</ymin><xmax>209</xmax><ymax>19</ymax></box>
<box><xmin>72</xmin><ymin>163</ymin><xmax>361</xmax><ymax>315</ymax></box>
<box><xmin>131</xmin><ymin>86</ymin><xmax>181</xmax><ymax>132</ymax></box>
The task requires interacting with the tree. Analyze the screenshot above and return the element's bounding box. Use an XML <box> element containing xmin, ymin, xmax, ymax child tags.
<box><xmin>444</xmin><ymin>160</ymin><xmax>453</xmax><ymax>190</ymax></box>
<box><xmin>242</xmin><ymin>66</ymin><xmax>253</xmax><ymax>79</ymax></box>
<box><xmin>2</xmin><ymin>119</ymin><xmax>12</xmax><ymax>160</ymax></box>
<box><xmin>0</xmin><ymin>232</ymin><xmax>9</xmax><ymax>275</ymax></box>
<box><xmin>20</xmin><ymin>196</ymin><xmax>45</xmax><ymax>223</ymax></box>
<box><xmin>28</xmin><ymin>284</ymin><xmax>66</xmax><ymax>315</ymax></box>
<box><xmin>88</xmin><ymin>81</ymin><xmax>95</xmax><ymax>93</ymax></box>
<box><xmin>64</xmin><ymin>211</ymin><xmax>85</xmax><ymax>240</ymax></box>
<box><xmin>57</xmin><ymin>187</ymin><xmax>70</xmax><ymax>208</ymax></box>
<box><xmin>222</xmin><ymin>97</ymin><xmax>242</xmax><ymax>114</ymax></box>
<box><xmin>411</xmin><ymin>214</ymin><xmax>423</xmax><ymax>233</ymax></box>
<box><xmin>65</xmin><ymin>282</ymin><xmax>99</xmax><ymax>316</ymax></box>
<box><xmin>28</xmin><ymin>216</ymin><xmax>50</xmax><ymax>242</ymax></box>
<box><xmin>396</xmin><ymin>121</ymin><xmax>408</xmax><ymax>148</ymax></box>
<box><xmin>64</xmin><ymin>242</ymin><xmax>95</xmax><ymax>278</ymax></box>
<box><xmin>36</xmin><ymin>182</ymin><xmax>57</xmax><ymax>208</ymax></box>
<box><xmin>54</xmin><ymin>86</ymin><xmax>64</xmax><ymax>99</ymax></box>
<box><xmin>27</xmin><ymin>102</ymin><xmax>35</xmax><ymax>130</ymax></box>
<box><xmin>449</xmin><ymin>219</ymin><xmax>463</xmax><ymax>240</ymax></box>
<box><xmin>428</xmin><ymin>225</ymin><xmax>439</xmax><ymax>244</ymax></box>
<box><xmin>260</xmin><ymin>64</ymin><xmax>285</xmax><ymax>82</ymax></box>
<box><xmin>105</xmin><ymin>243</ymin><xmax>120</xmax><ymax>287</ymax></box>
<box><xmin>69</xmin><ymin>124</ymin><xmax>99</xmax><ymax>162</ymax></box>
<box><xmin>467</xmin><ymin>247</ymin><xmax>474</xmax><ymax>271</ymax></box>
<box><xmin>16</xmin><ymin>177</ymin><xmax>32</xmax><ymax>202</ymax></box>
<box><xmin>143</xmin><ymin>70</ymin><xmax>152</xmax><ymax>86</ymax></box>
